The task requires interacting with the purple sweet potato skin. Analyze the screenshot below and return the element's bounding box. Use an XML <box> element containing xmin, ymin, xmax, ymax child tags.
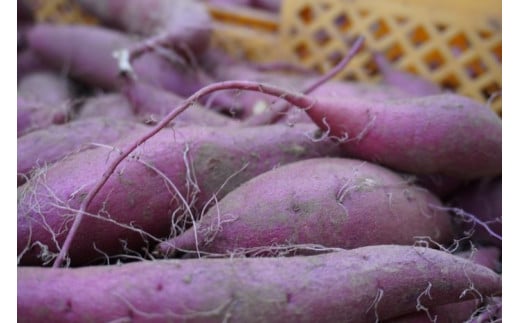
<box><xmin>27</xmin><ymin>24</ymin><xmax>206</xmax><ymax>96</ymax></box>
<box><xmin>17</xmin><ymin>245</ymin><xmax>502</xmax><ymax>323</ymax></box>
<box><xmin>77</xmin><ymin>93</ymin><xmax>138</xmax><ymax>121</ymax></box>
<box><xmin>17</xmin><ymin>49</ymin><xmax>49</xmax><ymax>80</ymax></box>
<box><xmin>17</xmin><ymin>124</ymin><xmax>344</xmax><ymax>265</ymax></box>
<box><xmin>17</xmin><ymin>97</ymin><xmax>69</xmax><ymax>137</ymax></box>
<box><xmin>17</xmin><ymin>71</ymin><xmax>74</xmax><ymax>136</ymax></box>
<box><xmin>406</xmin><ymin>173</ymin><xmax>464</xmax><ymax>199</ymax></box>
<box><xmin>75</xmin><ymin>0</ymin><xmax>212</xmax><ymax>55</ymax></box>
<box><xmin>27</xmin><ymin>24</ymin><xmax>131</xmax><ymax>90</ymax></box>
<box><xmin>18</xmin><ymin>71</ymin><xmax>73</xmax><ymax>107</ymax></box>
<box><xmin>159</xmin><ymin>158</ymin><xmax>454</xmax><ymax>256</ymax></box>
<box><xmin>450</xmin><ymin>177</ymin><xmax>502</xmax><ymax>246</ymax></box>
<box><xmin>124</xmin><ymin>81</ymin><xmax>239</xmax><ymax>126</ymax></box>
<box><xmin>17</xmin><ymin>117</ymin><xmax>150</xmax><ymax>181</ymax></box>
<box><xmin>384</xmin><ymin>300</ymin><xmax>482</xmax><ymax>323</ymax></box>
<box><xmin>385</xmin><ymin>246</ymin><xmax>501</xmax><ymax>323</ymax></box>
<box><xmin>305</xmin><ymin>93</ymin><xmax>502</xmax><ymax>179</ymax></box>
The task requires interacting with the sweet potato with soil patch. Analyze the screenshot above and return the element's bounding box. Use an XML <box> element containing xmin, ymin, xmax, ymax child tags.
<box><xmin>17</xmin><ymin>245</ymin><xmax>502</xmax><ymax>323</ymax></box>
<box><xmin>155</xmin><ymin>81</ymin><xmax>501</xmax><ymax>179</ymax></box>
<box><xmin>18</xmin><ymin>124</ymin><xmax>343</xmax><ymax>266</ymax></box>
<box><xmin>50</xmin><ymin>78</ymin><xmax>501</xmax><ymax>267</ymax></box>
<box><xmin>157</xmin><ymin>157</ymin><xmax>454</xmax><ymax>257</ymax></box>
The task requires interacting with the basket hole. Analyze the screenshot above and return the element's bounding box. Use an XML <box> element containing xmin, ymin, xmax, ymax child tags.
<box><xmin>314</xmin><ymin>29</ymin><xmax>332</xmax><ymax>46</ymax></box>
<box><xmin>289</xmin><ymin>27</ymin><xmax>298</xmax><ymax>36</ymax></box>
<box><xmin>423</xmin><ymin>49</ymin><xmax>445</xmax><ymax>71</ymax></box>
<box><xmin>311</xmin><ymin>64</ymin><xmax>322</xmax><ymax>74</ymax></box>
<box><xmin>478</xmin><ymin>29</ymin><xmax>493</xmax><ymax>39</ymax></box>
<box><xmin>464</xmin><ymin>57</ymin><xmax>487</xmax><ymax>79</ymax></box>
<box><xmin>56</xmin><ymin>1</ymin><xmax>74</xmax><ymax>14</ymax></box>
<box><xmin>491</xmin><ymin>43</ymin><xmax>502</xmax><ymax>63</ymax></box>
<box><xmin>440</xmin><ymin>74</ymin><xmax>461</xmax><ymax>91</ymax></box>
<box><xmin>363</xmin><ymin>58</ymin><xmax>379</xmax><ymax>77</ymax></box>
<box><xmin>344</xmin><ymin>73</ymin><xmax>358</xmax><ymax>81</ymax></box>
<box><xmin>294</xmin><ymin>43</ymin><xmax>311</xmax><ymax>59</ymax></box>
<box><xmin>395</xmin><ymin>16</ymin><xmax>409</xmax><ymax>25</ymax></box>
<box><xmin>327</xmin><ymin>51</ymin><xmax>343</xmax><ymax>67</ymax></box>
<box><xmin>298</xmin><ymin>6</ymin><xmax>314</xmax><ymax>24</ymax></box>
<box><xmin>480</xmin><ymin>81</ymin><xmax>501</xmax><ymax>100</ymax></box>
<box><xmin>334</xmin><ymin>13</ymin><xmax>352</xmax><ymax>32</ymax></box>
<box><xmin>405</xmin><ymin>65</ymin><xmax>418</xmax><ymax>74</ymax></box>
<box><xmin>435</xmin><ymin>23</ymin><xmax>448</xmax><ymax>33</ymax></box>
<box><xmin>370</xmin><ymin>19</ymin><xmax>391</xmax><ymax>40</ymax></box>
<box><xmin>449</xmin><ymin>33</ymin><xmax>472</xmax><ymax>57</ymax></box>
<box><xmin>385</xmin><ymin>42</ymin><xmax>404</xmax><ymax>62</ymax></box>
<box><xmin>408</xmin><ymin>25</ymin><xmax>430</xmax><ymax>47</ymax></box>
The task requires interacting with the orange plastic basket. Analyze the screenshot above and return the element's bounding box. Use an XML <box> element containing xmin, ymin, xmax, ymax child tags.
<box><xmin>278</xmin><ymin>0</ymin><xmax>502</xmax><ymax>114</ymax></box>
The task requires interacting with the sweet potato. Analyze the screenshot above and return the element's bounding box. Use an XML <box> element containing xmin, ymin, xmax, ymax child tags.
<box><xmin>77</xmin><ymin>93</ymin><xmax>138</xmax><ymax>121</ymax></box>
<box><xmin>27</xmin><ymin>24</ymin><xmax>208</xmax><ymax>96</ymax></box>
<box><xmin>18</xmin><ymin>71</ymin><xmax>74</xmax><ymax>107</ymax></box>
<box><xmin>17</xmin><ymin>117</ymin><xmax>150</xmax><ymax>184</ymax></box>
<box><xmin>17</xmin><ymin>97</ymin><xmax>69</xmax><ymax>137</ymax></box>
<box><xmin>153</xmin><ymin>81</ymin><xmax>501</xmax><ymax>179</ymax></box>
<box><xmin>75</xmin><ymin>0</ymin><xmax>212</xmax><ymax>58</ymax></box>
<box><xmin>18</xmin><ymin>124</ymin><xmax>344</xmax><ymax>266</ymax></box>
<box><xmin>50</xmin><ymin>78</ymin><xmax>501</xmax><ymax>267</ymax></box>
<box><xmin>157</xmin><ymin>157</ymin><xmax>454</xmax><ymax>256</ymax></box>
<box><xmin>405</xmin><ymin>173</ymin><xmax>464</xmax><ymax>199</ymax></box>
<box><xmin>123</xmin><ymin>81</ymin><xmax>240</xmax><ymax>126</ymax></box>
<box><xmin>450</xmin><ymin>176</ymin><xmax>502</xmax><ymax>246</ymax></box>
<box><xmin>17</xmin><ymin>245</ymin><xmax>502</xmax><ymax>322</ymax></box>
<box><xmin>386</xmin><ymin>246</ymin><xmax>501</xmax><ymax>322</ymax></box>
<box><xmin>17</xmin><ymin>71</ymin><xmax>74</xmax><ymax>137</ymax></box>
<box><xmin>17</xmin><ymin>49</ymin><xmax>48</xmax><ymax>80</ymax></box>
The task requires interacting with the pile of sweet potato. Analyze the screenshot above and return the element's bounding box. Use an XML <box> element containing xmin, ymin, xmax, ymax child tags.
<box><xmin>17</xmin><ymin>1</ymin><xmax>502</xmax><ymax>322</ymax></box>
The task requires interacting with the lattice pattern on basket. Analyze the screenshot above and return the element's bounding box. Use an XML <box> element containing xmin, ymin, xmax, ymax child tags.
<box><xmin>207</xmin><ymin>4</ymin><xmax>282</xmax><ymax>63</ymax></box>
<box><xmin>28</xmin><ymin>0</ymin><xmax>98</xmax><ymax>25</ymax></box>
<box><xmin>279</xmin><ymin>0</ymin><xmax>502</xmax><ymax>114</ymax></box>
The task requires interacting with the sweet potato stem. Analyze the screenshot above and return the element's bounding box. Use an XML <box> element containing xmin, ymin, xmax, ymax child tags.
<box><xmin>52</xmin><ymin>80</ymin><xmax>317</xmax><ymax>267</ymax></box>
<box><xmin>245</xmin><ymin>36</ymin><xmax>364</xmax><ymax>126</ymax></box>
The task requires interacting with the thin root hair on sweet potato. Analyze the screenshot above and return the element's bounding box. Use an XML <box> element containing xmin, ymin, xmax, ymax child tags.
<box><xmin>18</xmin><ymin>124</ymin><xmax>344</xmax><ymax>266</ymax></box>
<box><xmin>18</xmin><ymin>245</ymin><xmax>502</xmax><ymax>323</ymax></box>
<box><xmin>155</xmin><ymin>157</ymin><xmax>455</xmax><ymax>257</ymax></box>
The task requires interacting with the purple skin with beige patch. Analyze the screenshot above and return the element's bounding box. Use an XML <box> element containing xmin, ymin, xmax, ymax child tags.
<box><xmin>157</xmin><ymin>157</ymin><xmax>454</xmax><ymax>257</ymax></box>
<box><xmin>17</xmin><ymin>124</ymin><xmax>344</xmax><ymax>266</ymax></box>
